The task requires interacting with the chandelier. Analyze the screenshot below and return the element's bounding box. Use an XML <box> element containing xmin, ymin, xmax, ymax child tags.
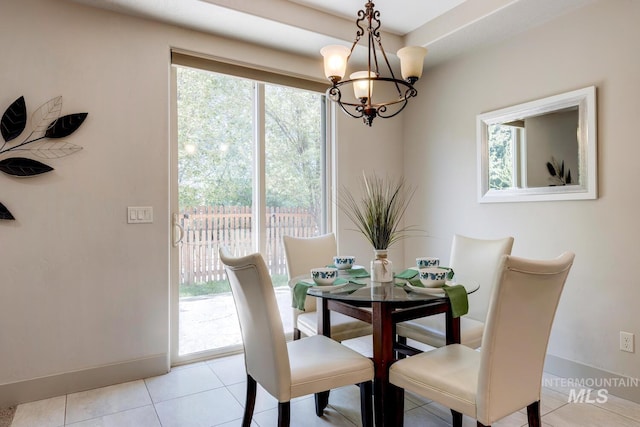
<box><xmin>321</xmin><ymin>2</ymin><xmax>427</xmax><ymax>126</ymax></box>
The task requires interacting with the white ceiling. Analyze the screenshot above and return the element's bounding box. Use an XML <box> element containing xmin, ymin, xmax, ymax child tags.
<box><xmin>69</xmin><ymin>0</ymin><xmax>595</xmax><ymax>68</ymax></box>
<box><xmin>288</xmin><ymin>0</ymin><xmax>469</xmax><ymax>35</ymax></box>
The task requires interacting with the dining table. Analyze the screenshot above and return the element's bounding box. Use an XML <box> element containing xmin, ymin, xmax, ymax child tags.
<box><xmin>291</xmin><ymin>270</ymin><xmax>479</xmax><ymax>427</ymax></box>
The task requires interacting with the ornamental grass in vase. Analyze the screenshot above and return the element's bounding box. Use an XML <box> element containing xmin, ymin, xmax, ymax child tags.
<box><xmin>339</xmin><ymin>173</ymin><xmax>418</xmax><ymax>282</ymax></box>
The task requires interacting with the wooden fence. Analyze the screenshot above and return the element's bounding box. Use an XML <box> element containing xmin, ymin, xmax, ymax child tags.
<box><xmin>178</xmin><ymin>206</ymin><xmax>319</xmax><ymax>284</ymax></box>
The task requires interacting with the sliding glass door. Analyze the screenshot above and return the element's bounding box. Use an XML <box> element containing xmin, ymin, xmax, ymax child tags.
<box><xmin>170</xmin><ymin>62</ymin><xmax>328</xmax><ymax>363</ymax></box>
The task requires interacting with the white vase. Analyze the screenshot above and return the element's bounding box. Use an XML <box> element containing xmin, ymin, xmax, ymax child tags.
<box><xmin>371</xmin><ymin>249</ymin><xmax>393</xmax><ymax>283</ymax></box>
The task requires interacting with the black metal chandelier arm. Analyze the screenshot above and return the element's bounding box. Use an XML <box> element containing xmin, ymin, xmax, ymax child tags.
<box><xmin>326</xmin><ymin>86</ymin><xmax>365</xmax><ymax>120</ymax></box>
<box><xmin>340</xmin><ymin>102</ymin><xmax>366</xmax><ymax>120</ymax></box>
<box><xmin>355</xmin><ymin>9</ymin><xmax>367</xmax><ymax>37</ymax></box>
<box><xmin>348</xmin><ymin>36</ymin><xmax>360</xmax><ymax>58</ymax></box>
<box><xmin>376</xmin><ymin>87</ymin><xmax>418</xmax><ymax>119</ymax></box>
<box><xmin>369</xmin><ymin>32</ymin><xmax>381</xmax><ymax>76</ymax></box>
<box><xmin>374</xmin><ymin>36</ymin><xmax>403</xmax><ymax>96</ymax></box>
<box><xmin>326</xmin><ymin>86</ymin><xmax>341</xmax><ymax>102</ymax></box>
<box><xmin>331</xmin><ymin>76</ymin><xmax>415</xmax><ymax>92</ymax></box>
<box><xmin>405</xmin><ymin>86</ymin><xmax>419</xmax><ymax>99</ymax></box>
<box><xmin>376</xmin><ymin>100</ymin><xmax>407</xmax><ymax>119</ymax></box>
<box><xmin>370</xmin><ymin>9</ymin><xmax>381</xmax><ymax>37</ymax></box>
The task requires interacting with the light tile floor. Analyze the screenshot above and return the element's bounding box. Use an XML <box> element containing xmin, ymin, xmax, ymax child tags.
<box><xmin>10</xmin><ymin>336</ymin><xmax>640</xmax><ymax>427</ymax></box>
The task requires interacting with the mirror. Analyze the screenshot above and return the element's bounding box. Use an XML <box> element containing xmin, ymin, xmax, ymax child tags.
<box><xmin>477</xmin><ymin>86</ymin><xmax>597</xmax><ymax>202</ymax></box>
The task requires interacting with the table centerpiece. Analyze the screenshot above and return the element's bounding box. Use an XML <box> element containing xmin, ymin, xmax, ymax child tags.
<box><xmin>339</xmin><ymin>172</ymin><xmax>418</xmax><ymax>282</ymax></box>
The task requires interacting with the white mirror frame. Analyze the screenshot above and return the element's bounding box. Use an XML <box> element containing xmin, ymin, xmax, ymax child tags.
<box><xmin>477</xmin><ymin>86</ymin><xmax>597</xmax><ymax>203</ymax></box>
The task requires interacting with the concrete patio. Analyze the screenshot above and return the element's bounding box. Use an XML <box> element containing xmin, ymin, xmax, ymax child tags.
<box><xmin>179</xmin><ymin>286</ymin><xmax>294</xmax><ymax>355</ymax></box>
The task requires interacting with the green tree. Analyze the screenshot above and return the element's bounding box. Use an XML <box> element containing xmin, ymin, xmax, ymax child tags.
<box><xmin>177</xmin><ymin>67</ymin><xmax>253</xmax><ymax>207</ymax></box>
<box><xmin>265</xmin><ymin>85</ymin><xmax>322</xmax><ymax>224</ymax></box>
<box><xmin>176</xmin><ymin>67</ymin><xmax>323</xmax><ymax>223</ymax></box>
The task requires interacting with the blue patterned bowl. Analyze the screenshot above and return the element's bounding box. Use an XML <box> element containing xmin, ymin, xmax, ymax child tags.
<box><xmin>416</xmin><ymin>257</ymin><xmax>439</xmax><ymax>269</ymax></box>
<box><xmin>333</xmin><ymin>256</ymin><xmax>356</xmax><ymax>270</ymax></box>
<box><xmin>418</xmin><ymin>267</ymin><xmax>447</xmax><ymax>288</ymax></box>
<box><xmin>311</xmin><ymin>267</ymin><xmax>339</xmax><ymax>286</ymax></box>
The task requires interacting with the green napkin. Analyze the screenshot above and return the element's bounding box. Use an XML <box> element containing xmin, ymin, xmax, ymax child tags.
<box><xmin>398</xmin><ymin>273</ymin><xmax>468</xmax><ymax>318</ymax></box>
<box><xmin>346</xmin><ymin>268</ymin><xmax>370</xmax><ymax>278</ymax></box>
<box><xmin>327</xmin><ymin>265</ymin><xmax>369</xmax><ymax>278</ymax></box>
<box><xmin>292</xmin><ymin>281</ymin><xmax>315</xmax><ymax>311</ymax></box>
<box><xmin>291</xmin><ymin>278</ymin><xmax>366</xmax><ymax>311</ymax></box>
<box><xmin>395</xmin><ymin>269</ymin><xmax>418</xmax><ymax>279</ymax></box>
<box><xmin>394</xmin><ymin>269</ymin><xmax>419</xmax><ymax>287</ymax></box>
<box><xmin>406</xmin><ymin>277</ymin><xmax>423</xmax><ymax>287</ymax></box>
<box><xmin>442</xmin><ymin>284</ymin><xmax>469</xmax><ymax>318</ymax></box>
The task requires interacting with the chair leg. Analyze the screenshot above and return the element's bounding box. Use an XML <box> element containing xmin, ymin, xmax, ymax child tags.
<box><xmin>293</xmin><ymin>328</ymin><xmax>301</xmax><ymax>340</ymax></box>
<box><xmin>242</xmin><ymin>375</ymin><xmax>257</xmax><ymax>427</ymax></box>
<box><xmin>527</xmin><ymin>401</ymin><xmax>541</xmax><ymax>427</ymax></box>
<box><xmin>451</xmin><ymin>409</ymin><xmax>463</xmax><ymax>427</ymax></box>
<box><xmin>390</xmin><ymin>383</ymin><xmax>405</xmax><ymax>427</ymax></box>
<box><xmin>314</xmin><ymin>391</ymin><xmax>330</xmax><ymax>416</ymax></box>
<box><xmin>359</xmin><ymin>381</ymin><xmax>373</xmax><ymax>427</ymax></box>
<box><xmin>277</xmin><ymin>402</ymin><xmax>290</xmax><ymax>427</ymax></box>
<box><xmin>396</xmin><ymin>335</ymin><xmax>407</xmax><ymax>359</ymax></box>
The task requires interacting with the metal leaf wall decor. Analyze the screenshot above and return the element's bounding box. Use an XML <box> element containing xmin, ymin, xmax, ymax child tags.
<box><xmin>0</xmin><ymin>96</ymin><xmax>88</xmax><ymax>220</ymax></box>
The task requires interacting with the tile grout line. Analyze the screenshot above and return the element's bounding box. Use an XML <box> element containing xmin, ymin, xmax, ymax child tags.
<box><xmin>142</xmin><ymin>377</ymin><xmax>164</xmax><ymax>427</ymax></box>
<box><xmin>63</xmin><ymin>395</ymin><xmax>68</xmax><ymax>427</ymax></box>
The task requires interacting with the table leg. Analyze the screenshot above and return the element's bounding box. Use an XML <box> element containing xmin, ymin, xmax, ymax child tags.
<box><xmin>445</xmin><ymin>309</ymin><xmax>461</xmax><ymax>345</ymax></box>
<box><xmin>371</xmin><ymin>301</ymin><xmax>400</xmax><ymax>427</ymax></box>
<box><xmin>315</xmin><ymin>298</ymin><xmax>331</xmax><ymax>412</ymax></box>
<box><xmin>317</xmin><ymin>297</ymin><xmax>330</xmax><ymax>337</ymax></box>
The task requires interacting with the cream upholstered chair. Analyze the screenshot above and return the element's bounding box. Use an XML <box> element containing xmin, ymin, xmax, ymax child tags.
<box><xmin>396</xmin><ymin>235</ymin><xmax>514</xmax><ymax>349</ymax></box>
<box><xmin>220</xmin><ymin>248</ymin><xmax>374</xmax><ymax>427</ymax></box>
<box><xmin>390</xmin><ymin>252</ymin><xmax>575</xmax><ymax>427</ymax></box>
<box><xmin>283</xmin><ymin>233</ymin><xmax>372</xmax><ymax>341</ymax></box>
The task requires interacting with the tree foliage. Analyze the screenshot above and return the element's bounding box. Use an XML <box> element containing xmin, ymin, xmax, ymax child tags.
<box><xmin>488</xmin><ymin>124</ymin><xmax>514</xmax><ymax>190</ymax></box>
<box><xmin>176</xmin><ymin>67</ymin><xmax>323</xmax><ymax>223</ymax></box>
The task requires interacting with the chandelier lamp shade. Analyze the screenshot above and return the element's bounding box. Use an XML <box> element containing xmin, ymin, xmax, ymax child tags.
<box><xmin>320</xmin><ymin>2</ymin><xmax>427</xmax><ymax>126</ymax></box>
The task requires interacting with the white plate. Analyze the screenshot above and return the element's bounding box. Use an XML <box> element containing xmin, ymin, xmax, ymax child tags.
<box><xmin>337</xmin><ymin>265</ymin><xmax>366</xmax><ymax>275</ymax></box>
<box><xmin>405</xmin><ymin>283</ymin><xmax>445</xmax><ymax>295</ymax></box>
<box><xmin>405</xmin><ymin>280</ymin><xmax>459</xmax><ymax>296</ymax></box>
<box><xmin>302</xmin><ymin>279</ymin><xmax>351</xmax><ymax>291</ymax></box>
<box><xmin>312</xmin><ymin>282</ymin><xmax>351</xmax><ymax>291</ymax></box>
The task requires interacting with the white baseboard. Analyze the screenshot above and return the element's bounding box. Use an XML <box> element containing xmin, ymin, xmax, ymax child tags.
<box><xmin>545</xmin><ymin>354</ymin><xmax>640</xmax><ymax>404</ymax></box>
<box><xmin>0</xmin><ymin>353</ymin><xmax>169</xmax><ymax>408</ymax></box>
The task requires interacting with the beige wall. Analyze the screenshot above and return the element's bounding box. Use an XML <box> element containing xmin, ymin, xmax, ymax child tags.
<box><xmin>333</xmin><ymin>110</ymin><xmax>406</xmax><ymax>269</ymax></box>
<box><xmin>403</xmin><ymin>0</ymin><xmax>640</xmax><ymax>387</ymax></box>
<box><xmin>0</xmin><ymin>0</ymin><xmax>403</xmax><ymax>405</ymax></box>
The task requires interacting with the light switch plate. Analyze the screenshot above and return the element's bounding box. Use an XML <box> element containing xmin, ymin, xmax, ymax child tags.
<box><xmin>127</xmin><ymin>206</ymin><xmax>153</xmax><ymax>224</ymax></box>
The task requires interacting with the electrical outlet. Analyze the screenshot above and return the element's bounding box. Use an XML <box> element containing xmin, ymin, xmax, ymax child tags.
<box><xmin>620</xmin><ymin>331</ymin><xmax>634</xmax><ymax>353</ymax></box>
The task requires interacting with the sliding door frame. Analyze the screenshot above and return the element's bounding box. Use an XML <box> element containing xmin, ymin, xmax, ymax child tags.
<box><xmin>169</xmin><ymin>53</ymin><xmax>333</xmax><ymax>366</ymax></box>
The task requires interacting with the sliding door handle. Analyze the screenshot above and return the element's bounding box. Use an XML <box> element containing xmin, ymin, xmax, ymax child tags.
<box><xmin>172</xmin><ymin>213</ymin><xmax>184</xmax><ymax>247</ymax></box>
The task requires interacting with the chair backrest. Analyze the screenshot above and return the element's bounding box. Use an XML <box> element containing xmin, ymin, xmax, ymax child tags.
<box><xmin>449</xmin><ymin>235</ymin><xmax>514</xmax><ymax>322</ymax></box>
<box><xmin>476</xmin><ymin>252</ymin><xmax>575</xmax><ymax>425</ymax></box>
<box><xmin>283</xmin><ymin>233</ymin><xmax>337</xmax><ymax>313</ymax></box>
<box><xmin>219</xmin><ymin>248</ymin><xmax>292</xmax><ymax>401</ymax></box>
